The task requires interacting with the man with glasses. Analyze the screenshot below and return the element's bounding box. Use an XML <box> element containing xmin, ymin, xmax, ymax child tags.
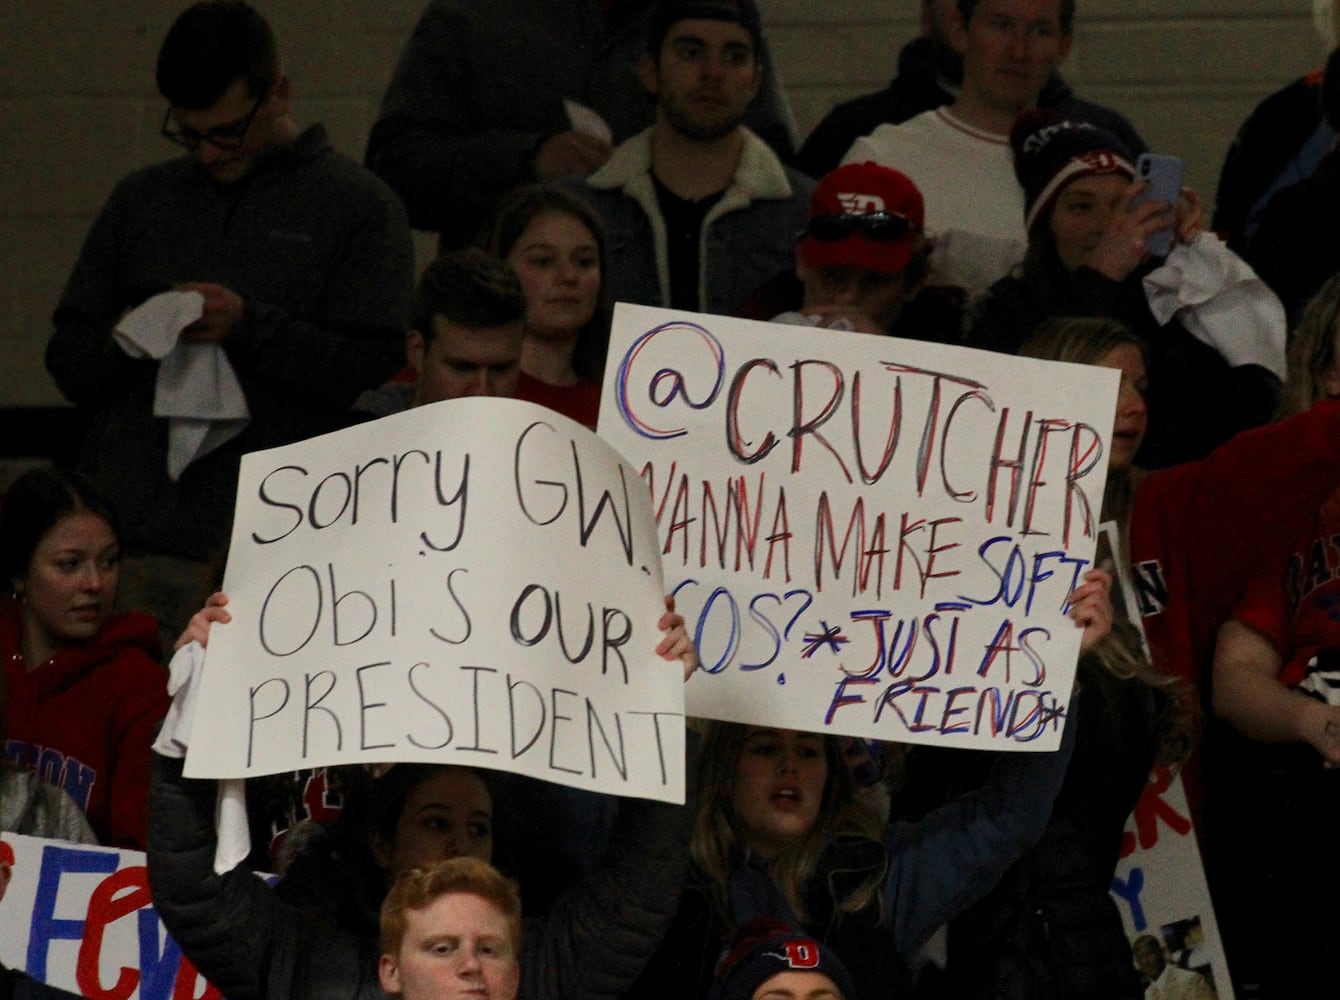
<box><xmin>46</xmin><ymin>0</ymin><xmax>414</xmax><ymax>636</ymax></box>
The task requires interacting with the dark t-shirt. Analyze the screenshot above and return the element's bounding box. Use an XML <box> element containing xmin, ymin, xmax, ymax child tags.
<box><xmin>652</xmin><ymin>173</ymin><xmax>725</xmax><ymax>311</ymax></box>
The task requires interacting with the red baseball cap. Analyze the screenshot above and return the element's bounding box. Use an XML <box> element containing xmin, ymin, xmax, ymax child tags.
<box><xmin>798</xmin><ymin>162</ymin><xmax>925</xmax><ymax>276</ymax></box>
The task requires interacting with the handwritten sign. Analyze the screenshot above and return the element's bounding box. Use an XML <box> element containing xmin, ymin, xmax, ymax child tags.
<box><xmin>0</xmin><ymin>834</ymin><xmax>224</xmax><ymax>1000</ymax></box>
<box><xmin>598</xmin><ymin>305</ymin><xmax>1117</xmax><ymax>749</ymax></box>
<box><xmin>1112</xmin><ymin>768</ymin><xmax>1234</xmax><ymax>998</ymax></box>
<box><xmin>183</xmin><ymin>398</ymin><xmax>685</xmax><ymax>803</ymax></box>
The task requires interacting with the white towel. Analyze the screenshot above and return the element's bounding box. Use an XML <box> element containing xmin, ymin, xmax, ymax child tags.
<box><xmin>114</xmin><ymin>291</ymin><xmax>251</xmax><ymax>480</ymax></box>
<box><xmin>1143</xmin><ymin>232</ymin><xmax>1288</xmax><ymax>380</ymax></box>
<box><xmin>153</xmin><ymin>640</ymin><xmax>252</xmax><ymax>875</ymax></box>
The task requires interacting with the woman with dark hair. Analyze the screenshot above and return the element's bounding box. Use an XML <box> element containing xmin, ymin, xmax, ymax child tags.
<box><xmin>478</xmin><ymin>185</ymin><xmax>611</xmax><ymax>429</ymax></box>
<box><xmin>0</xmin><ymin>467</ymin><xmax>167</xmax><ymax>847</ymax></box>
<box><xmin>968</xmin><ymin>112</ymin><xmax>1280</xmax><ymax>469</ymax></box>
<box><xmin>623</xmin><ymin>572</ymin><xmax>1115</xmax><ymax>1000</ymax></box>
<box><xmin>148</xmin><ymin>594</ymin><xmax>701</xmax><ymax>1000</ymax></box>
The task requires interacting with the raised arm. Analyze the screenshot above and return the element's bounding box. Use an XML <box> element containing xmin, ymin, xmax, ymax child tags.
<box><xmin>146</xmin><ymin>753</ymin><xmax>283</xmax><ymax>1000</ymax></box>
<box><xmin>882</xmin><ymin>695</ymin><xmax>1079</xmax><ymax>959</ymax></box>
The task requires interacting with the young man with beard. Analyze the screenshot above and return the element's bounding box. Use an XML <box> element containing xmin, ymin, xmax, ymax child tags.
<box><xmin>567</xmin><ymin>0</ymin><xmax>812</xmax><ymax>316</ymax></box>
<box><xmin>364</xmin><ymin>0</ymin><xmax>797</xmax><ymax>249</ymax></box>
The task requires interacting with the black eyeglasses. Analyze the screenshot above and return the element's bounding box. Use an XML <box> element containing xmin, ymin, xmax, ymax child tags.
<box><xmin>802</xmin><ymin>212</ymin><xmax>914</xmax><ymax>242</ymax></box>
<box><xmin>161</xmin><ymin>92</ymin><xmax>265</xmax><ymax>151</ymax></box>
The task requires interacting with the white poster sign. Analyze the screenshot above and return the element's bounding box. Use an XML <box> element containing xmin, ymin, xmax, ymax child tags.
<box><xmin>0</xmin><ymin>833</ymin><xmax>223</xmax><ymax>1000</ymax></box>
<box><xmin>1112</xmin><ymin>768</ymin><xmax>1234</xmax><ymax>998</ymax></box>
<box><xmin>183</xmin><ymin>398</ymin><xmax>684</xmax><ymax>803</ymax></box>
<box><xmin>599</xmin><ymin>305</ymin><xmax>1117</xmax><ymax>749</ymax></box>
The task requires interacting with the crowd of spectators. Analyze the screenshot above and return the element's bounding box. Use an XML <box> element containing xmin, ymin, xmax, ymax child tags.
<box><xmin>4</xmin><ymin>1</ymin><xmax>1339</xmax><ymax>998</ymax></box>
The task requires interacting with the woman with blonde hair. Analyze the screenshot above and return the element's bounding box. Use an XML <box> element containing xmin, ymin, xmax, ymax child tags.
<box><xmin>909</xmin><ymin>315</ymin><xmax>1192</xmax><ymax>1000</ymax></box>
<box><xmin>622</xmin><ymin>573</ymin><xmax>1116</xmax><ymax>999</ymax></box>
<box><xmin>1279</xmin><ymin>271</ymin><xmax>1340</xmax><ymax>417</ymax></box>
<box><xmin>1019</xmin><ymin>317</ymin><xmax>1150</xmax><ymax>540</ymax></box>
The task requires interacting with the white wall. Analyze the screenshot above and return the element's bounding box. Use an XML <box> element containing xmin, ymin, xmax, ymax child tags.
<box><xmin>0</xmin><ymin>1</ymin><xmax>1327</xmax><ymax>407</ymax></box>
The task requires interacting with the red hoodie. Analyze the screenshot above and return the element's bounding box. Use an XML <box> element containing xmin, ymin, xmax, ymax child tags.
<box><xmin>2</xmin><ymin>597</ymin><xmax>168</xmax><ymax>848</ymax></box>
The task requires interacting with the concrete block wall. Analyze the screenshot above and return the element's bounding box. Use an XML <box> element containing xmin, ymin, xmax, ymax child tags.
<box><xmin>0</xmin><ymin>1</ymin><xmax>1328</xmax><ymax>410</ymax></box>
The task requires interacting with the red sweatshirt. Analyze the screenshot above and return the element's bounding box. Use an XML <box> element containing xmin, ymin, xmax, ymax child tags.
<box><xmin>1</xmin><ymin>597</ymin><xmax>168</xmax><ymax>848</ymax></box>
<box><xmin>1129</xmin><ymin>399</ymin><xmax>1340</xmax><ymax>824</ymax></box>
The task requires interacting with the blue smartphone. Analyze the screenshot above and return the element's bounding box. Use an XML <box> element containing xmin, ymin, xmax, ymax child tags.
<box><xmin>1130</xmin><ymin>153</ymin><xmax>1183</xmax><ymax>257</ymax></box>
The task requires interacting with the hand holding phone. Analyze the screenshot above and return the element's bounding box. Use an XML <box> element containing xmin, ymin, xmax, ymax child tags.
<box><xmin>1129</xmin><ymin>153</ymin><xmax>1183</xmax><ymax>257</ymax></box>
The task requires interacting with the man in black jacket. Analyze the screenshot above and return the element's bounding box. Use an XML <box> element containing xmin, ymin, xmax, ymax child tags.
<box><xmin>46</xmin><ymin>1</ymin><xmax>414</xmax><ymax>637</ymax></box>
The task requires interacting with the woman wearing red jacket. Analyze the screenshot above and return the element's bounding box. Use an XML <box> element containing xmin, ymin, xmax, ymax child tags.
<box><xmin>0</xmin><ymin>468</ymin><xmax>168</xmax><ymax>847</ymax></box>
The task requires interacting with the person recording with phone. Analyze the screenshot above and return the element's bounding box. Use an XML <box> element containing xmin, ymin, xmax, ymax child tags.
<box><xmin>1130</xmin><ymin>152</ymin><xmax>1183</xmax><ymax>259</ymax></box>
<box><xmin>968</xmin><ymin>110</ymin><xmax>1282</xmax><ymax>469</ymax></box>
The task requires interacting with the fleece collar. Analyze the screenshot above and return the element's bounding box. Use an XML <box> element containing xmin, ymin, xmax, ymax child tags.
<box><xmin>584</xmin><ymin>126</ymin><xmax>795</xmax><ymax>309</ymax></box>
<box><xmin>586</xmin><ymin>126</ymin><xmax>796</xmax><ymax>204</ymax></box>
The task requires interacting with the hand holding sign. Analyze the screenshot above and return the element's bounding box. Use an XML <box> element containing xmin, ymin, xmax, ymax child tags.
<box><xmin>657</xmin><ymin>594</ymin><xmax>699</xmax><ymax>682</ymax></box>
<box><xmin>598</xmin><ymin>305</ymin><xmax>1120</xmax><ymax>750</ymax></box>
<box><xmin>183</xmin><ymin>399</ymin><xmax>687</xmax><ymax>803</ymax></box>
<box><xmin>176</xmin><ymin>591</ymin><xmax>230</xmax><ymax>650</ymax></box>
<box><xmin>1069</xmin><ymin>568</ymin><xmax>1114</xmax><ymax>653</ymax></box>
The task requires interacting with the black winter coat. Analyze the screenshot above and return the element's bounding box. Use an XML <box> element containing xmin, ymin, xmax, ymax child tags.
<box><xmin>900</xmin><ymin>660</ymin><xmax>1176</xmax><ymax>999</ymax></box>
<box><xmin>146</xmin><ymin>754</ymin><xmax>692</xmax><ymax>1000</ymax></box>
